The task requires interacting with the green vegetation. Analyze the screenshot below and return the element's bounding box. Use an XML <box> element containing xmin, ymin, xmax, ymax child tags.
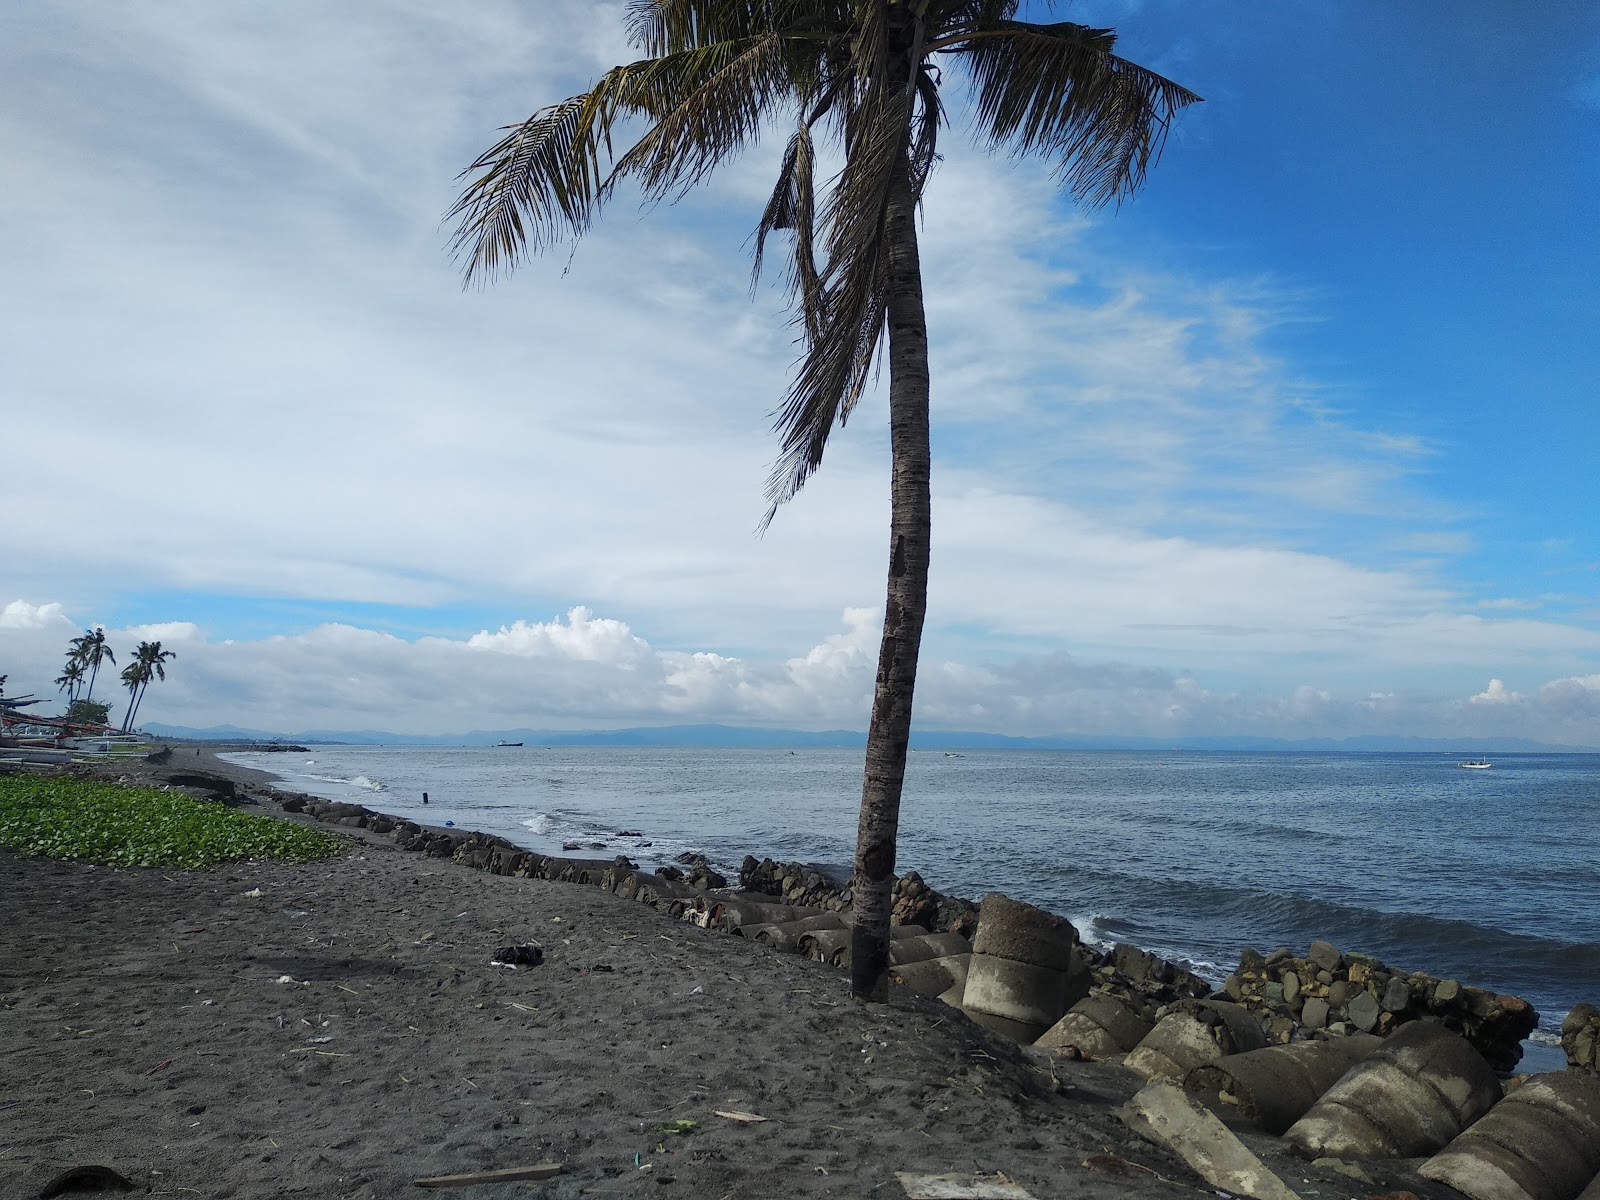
<box><xmin>67</xmin><ymin>699</ymin><xmax>111</xmax><ymax>726</ymax></box>
<box><xmin>0</xmin><ymin>775</ymin><xmax>344</xmax><ymax>869</ymax></box>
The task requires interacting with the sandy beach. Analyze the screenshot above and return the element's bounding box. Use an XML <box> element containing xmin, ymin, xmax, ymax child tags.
<box><xmin>1</xmin><ymin>749</ymin><xmax>1467</xmax><ymax>1200</ymax></box>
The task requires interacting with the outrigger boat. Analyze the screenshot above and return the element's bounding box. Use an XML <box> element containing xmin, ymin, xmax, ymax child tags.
<box><xmin>1458</xmin><ymin>758</ymin><xmax>1493</xmax><ymax>769</ymax></box>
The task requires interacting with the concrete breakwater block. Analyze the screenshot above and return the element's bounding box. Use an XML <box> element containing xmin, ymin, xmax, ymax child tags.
<box><xmin>1284</xmin><ymin>1020</ymin><xmax>1500</xmax><ymax>1160</ymax></box>
<box><xmin>890</xmin><ymin>930</ymin><xmax>971</xmax><ymax>968</ymax></box>
<box><xmin>890</xmin><ymin>953</ymin><xmax>970</xmax><ymax>1001</ymax></box>
<box><xmin>1035</xmin><ymin>992</ymin><xmax>1154</xmax><ymax>1060</ymax></box>
<box><xmin>708</xmin><ymin>894</ymin><xmax>823</xmax><ymax>934</ymax></box>
<box><xmin>1418</xmin><ymin>1070</ymin><xmax>1600</xmax><ymax>1200</ymax></box>
<box><xmin>1122</xmin><ymin>1080</ymin><xmax>1301</xmax><ymax>1200</ymax></box>
<box><xmin>752</xmin><ymin>913</ymin><xmax>847</xmax><ymax>952</ymax></box>
<box><xmin>1125</xmin><ymin>1001</ymin><xmax>1268</xmax><ymax>1081</ymax></box>
<box><xmin>962</xmin><ymin>894</ymin><xmax>1088</xmax><ymax>1042</ymax></box>
<box><xmin>1186</xmin><ymin>1034</ymin><xmax>1383</xmax><ymax>1135</ymax></box>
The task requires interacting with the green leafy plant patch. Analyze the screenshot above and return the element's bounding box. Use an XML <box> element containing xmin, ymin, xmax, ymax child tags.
<box><xmin>0</xmin><ymin>775</ymin><xmax>344</xmax><ymax>869</ymax></box>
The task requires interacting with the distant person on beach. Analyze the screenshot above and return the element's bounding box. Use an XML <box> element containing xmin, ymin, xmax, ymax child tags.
<box><xmin>422</xmin><ymin>792</ymin><xmax>429</xmax><ymax>805</ymax></box>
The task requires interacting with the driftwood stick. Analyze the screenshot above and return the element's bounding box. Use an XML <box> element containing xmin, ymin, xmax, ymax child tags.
<box><xmin>412</xmin><ymin>1162</ymin><xmax>563</xmax><ymax>1188</ymax></box>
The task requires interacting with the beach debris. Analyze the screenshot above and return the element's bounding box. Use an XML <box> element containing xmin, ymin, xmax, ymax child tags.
<box><xmin>645</xmin><ymin>1119</ymin><xmax>697</xmax><ymax>1136</ymax></box>
<box><xmin>274</xmin><ymin>975</ymin><xmax>309</xmax><ymax>986</ymax></box>
<box><xmin>143</xmin><ymin>1059</ymin><xmax>173</xmax><ymax>1075</ymax></box>
<box><xmin>38</xmin><ymin>1164</ymin><xmax>133</xmax><ymax>1196</ymax></box>
<box><xmin>490</xmin><ymin>943</ymin><xmax>543</xmax><ymax>968</ymax></box>
<box><xmin>241</xmin><ymin>888</ymin><xmax>263</xmax><ymax>898</ymax></box>
<box><xmin>1122</xmin><ymin>1080</ymin><xmax>1301</xmax><ymax>1200</ymax></box>
<box><xmin>412</xmin><ymin>1164</ymin><xmax>562</xmax><ymax>1188</ymax></box>
<box><xmin>713</xmin><ymin>1110</ymin><xmax>768</xmax><ymax>1123</ymax></box>
<box><xmin>894</xmin><ymin>1171</ymin><xmax>1036</xmax><ymax>1199</ymax></box>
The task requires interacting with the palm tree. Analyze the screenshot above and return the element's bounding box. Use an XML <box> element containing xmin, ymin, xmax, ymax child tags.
<box><xmin>70</xmin><ymin>628</ymin><xmax>116</xmax><ymax>704</ymax></box>
<box><xmin>119</xmin><ymin>641</ymin><xmax>175</xmax><ymax>733</ymax></box>
<box><xmin>55</xmin><ymin>661</ymin><xmax>86</xmax><ymax>706</ymax></box>
<box><xmin>450</xmin><ymin>0</ymin><xmax>1197</xmax><ymax>1000</ymax></box>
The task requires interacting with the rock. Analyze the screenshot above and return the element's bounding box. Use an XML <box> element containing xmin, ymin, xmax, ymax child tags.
<box><xmin>1308</xmin><ymin>941</ymin><xmax>1342</xmax><ymax>972</ymax></box>
<box><xmin>1301</xmin><ymin>998</ymin><xmax>1330</xmax><ymax>1029</ymax></box>
<box><xmin>1283</xmin><ymin>973</ymin><xmax>1301</xmax><ymax>1005</ymax></box>
<box><xmin>1435</xmin><ymin>978</ymin><xmax>1461</xmax><ymax>1004</ymax></box>
<box><xmin>1348</xmin><ymin>991</ymin><xmax>1381</xmax><ymax>1032</ymax></box>
<box><xmin>1122</xmin><ymin>1080</ymin><xmax>1301</xmax><ymax>1200</ymax></box>
<box><xmin>1382</xmin><ymin>976</ymin><xmax>1412</xmax><ymax>1013</ymax></box>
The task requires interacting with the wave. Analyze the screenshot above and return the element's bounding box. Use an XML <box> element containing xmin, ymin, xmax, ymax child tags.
<box><xmin>301</xmin><ymin>772</ymin><xmax>385</xmax><ymax>792</ymax></box>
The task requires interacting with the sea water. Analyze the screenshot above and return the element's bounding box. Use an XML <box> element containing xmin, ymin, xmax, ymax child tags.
<box><xmin>225</xmin><ymin>744</ymin><xmax>1599</xmax><ymax>1055</ymax></box>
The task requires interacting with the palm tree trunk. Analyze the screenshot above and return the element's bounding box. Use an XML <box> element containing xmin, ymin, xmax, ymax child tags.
<box><xmin>849</xmin><ymin>156</ymin><xmax>932</xmax><ymax>1003</ymax></box>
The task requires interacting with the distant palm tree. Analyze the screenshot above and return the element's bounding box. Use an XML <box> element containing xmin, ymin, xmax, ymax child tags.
<box><xmin>451</xmin><ymin>0</ymin><xmax>1197</xmax><ymax>1000</ymax></box>
<box><xmin>70</xmin><ymin>628</ymin><xmax>116</xmax><ymax>704</ymax></box>
<box><xmin>119</xmin><ymin>641</ymin><xmax>175</xmax><ymax>733</ymax></box>
<box><xmin>55</xmin><ymin>661</ymin><xmax>86</xmax><ymax>706</ymax></box>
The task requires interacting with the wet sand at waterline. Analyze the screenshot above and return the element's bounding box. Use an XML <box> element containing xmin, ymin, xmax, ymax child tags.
<box><xmin>1</xmin><ymin>749</ymin><xmax>1461</xmax><ymax>1199</ymax></box>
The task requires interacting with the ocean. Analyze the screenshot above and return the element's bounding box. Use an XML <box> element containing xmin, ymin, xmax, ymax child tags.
<box><xmin>223</xmin><ymin>744</ymin><xmax>1599</xmax><ymax>1058</ymax></box>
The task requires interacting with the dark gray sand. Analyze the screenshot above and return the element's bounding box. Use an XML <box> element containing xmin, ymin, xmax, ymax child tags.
<box><xmin>0</xmin><ymin>749</ymin><xmax>1454</xmax><ymax>1200</ymax></box>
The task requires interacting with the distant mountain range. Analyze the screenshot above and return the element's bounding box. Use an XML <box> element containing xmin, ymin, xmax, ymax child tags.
<box><xmin>139</xmin><ymin>721</ymin><xmax>1596</xmax><ymax>753</ymax></box>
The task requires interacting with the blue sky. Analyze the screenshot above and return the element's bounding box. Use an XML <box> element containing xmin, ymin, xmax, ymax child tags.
<box><xmin>3</xmin><ymin>1</ymin><xmax>1598</xmax><ymax>743</ymax></box>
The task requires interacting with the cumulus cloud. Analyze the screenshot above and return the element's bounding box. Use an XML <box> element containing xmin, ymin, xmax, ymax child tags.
<box><xmin>1470</xmin><ymin>678</ymin><xmax>1522</xmax><ymax>705</ymax></box>
<box><xmin>3</xmin><ymin>600</ymin><xmax>1596</xmax><ymax>746</ymax></box>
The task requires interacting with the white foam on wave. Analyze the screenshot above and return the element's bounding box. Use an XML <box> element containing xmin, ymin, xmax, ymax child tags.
<box><xmin>301</xmin><ymin>772</ymin><xmax>385</xmax><ymax>792</ymax></box>
<box><xmin>522</xmin><ymin>814</ymin><xmax>555</xmax><ymax>835</ymax></box>
<box><xmin>1528</xmin><ymin>1027</ymin><xmax>1562</xmax><ymax>1047</ymax></box>
<box><xmin>1072</xmin><ymin>912</ymin><xmax>1111</xmax><ymax>950</ymax></box>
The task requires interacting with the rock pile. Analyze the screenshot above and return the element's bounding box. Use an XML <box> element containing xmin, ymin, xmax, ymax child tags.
<box><xmin>737</xmin><ymin>856</ymin><xmax>979</xmax><ymax>933</ymax></box>
<box><xmin>1219</xmin><ymin>939</ymin><xmax>1537</xmax><ymax>1071</ymax></box>
<box><xmin>1087</xmin><ymin>943</ymin><xmax>1213</xmax><ymax>1011</ymax></box>
<box><xmin>1563</xmin><ymin>1002</ymin><xmax>1600</xmax><ymax>1070</ymax></box>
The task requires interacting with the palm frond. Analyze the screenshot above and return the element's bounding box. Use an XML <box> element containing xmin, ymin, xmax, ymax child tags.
<box><xmin>608</xmin><ymin>34</ymin><xmax>804</xmax><ymax>200</ymax></box>
<box><xmin>628</xmin><ymin>0</ymin><xmax>848</xmax><ymax>55</ymax></box>
<box><xmin>956</xmin><ymin>20</ymin><xmax>1200</xmax><ymax>208</ymax></box>
<box><xmin>448</xmin><ymin>77</ymin><xmax>624</xmax><ymax>282</ymax></box>
<box><xmin>753</xmin><ymin>122</ymin><xmax>824</xmax><ymax>336</ymax></box>
<box><xmin>761</xmin><ymin>62</ymin><xmax>925</xmax><ymax>524</ymax></box>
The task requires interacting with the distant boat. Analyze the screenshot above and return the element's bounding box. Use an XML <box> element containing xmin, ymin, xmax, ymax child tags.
<box><xmin>496</xmin><ymin>740</ymin><xmax>523</xmax><ymax>748</ymax></box>
<box><xmin>1458</xmin><ymin>758</ymin><xmax>1493</xmax><ymax>769</ymax></box>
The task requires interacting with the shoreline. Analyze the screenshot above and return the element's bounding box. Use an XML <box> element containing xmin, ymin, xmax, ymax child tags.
<box><xmin>8</xmin><ymin>747</ymin><xmax>1595</xmax><ymax>1197</ymax></box>
<box><xmin>3</xmin><ymin>750</ymin><xmax>1485</xmax><ymax>1200</ymax></box>
<box><xmin>199</xmin><ymin>743</ymin><xmax>1574</xmax><ymax>1064</ymax></box>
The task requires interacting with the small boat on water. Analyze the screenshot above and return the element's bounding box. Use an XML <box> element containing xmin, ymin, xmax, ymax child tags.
<box><xmin>496</xmin><ymin>740</ymin><xmax>523</xmax><ymax>748</ymax></box>
<box><xmin>1458</xmin><ymin>758</ymin><xmax>1493</xmax><ymax>769</ymax></box>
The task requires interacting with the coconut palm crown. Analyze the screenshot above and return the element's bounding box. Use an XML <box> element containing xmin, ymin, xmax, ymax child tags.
<box><xmin>450</xmin><ymin>0</ymin><xmax>1197</xmax><ymax>1000</ymax></box>
<box><xmin>120</xmin><ymin>640</ymin><xmax>175</xmax><ymax>733</ymax></box>
<box><xmin>70</xmin><ymin>627</ymin><xmax>116</xmax><ymax>704</ymax></box>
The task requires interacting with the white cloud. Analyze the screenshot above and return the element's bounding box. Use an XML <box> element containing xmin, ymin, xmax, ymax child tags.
<box><xmin>1</xmin><ymin>3</ymin><xmax>1595</xmax><ymax>739</ymax></box>
<box><xmin>0</xmin><ymin>602</ymin><xmax>74</xmax><ymax>631</ymax></box>
<box><xmin>3</xmin><ymin>600</ymin><xmax>1597</xmax><ymax>746</ymax></box>
<box><xmin>1470</xmin><ymin>678</ymin><xmax>1522</xmax><ymax>705</ymax></box>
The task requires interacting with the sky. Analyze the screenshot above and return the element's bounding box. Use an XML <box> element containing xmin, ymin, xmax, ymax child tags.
<box><xmin>3</xmin><ymin>1</ymin><xmax>1598</xmax><ymax>744</ymax></box>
